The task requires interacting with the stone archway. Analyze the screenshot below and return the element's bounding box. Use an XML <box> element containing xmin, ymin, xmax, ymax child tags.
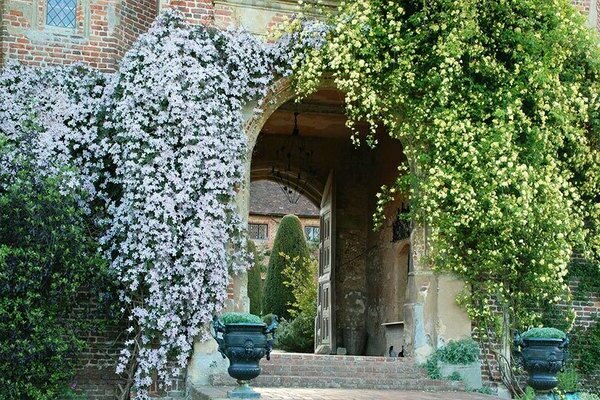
<box><xmin>187</xmin><ymin>76</ymin><xmax>473</xmax><ymax>388</ymax></box>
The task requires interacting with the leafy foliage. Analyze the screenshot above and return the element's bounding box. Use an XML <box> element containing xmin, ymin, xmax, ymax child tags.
<box><xmin>262</xmin><ymin>215</ymin><xmax>310</xmax><ymax>320</ymax></box>
<box><xmin>0</xmin><ymin>9</ymin><xmax>303</xmax><ymax>397</ymax></box>
<box><xmin>276</xmin><ymin>312</ymin><xmax>315</xmax><ymax>353</ymax></box>
<box><xmin>219</xmin><ymin>312</ymin><xmax>263</xmax><ymax>324</ymax></box>
<box><xmin>423</xmin><ymin>338</ymin><xmax>480</xmax><ymax>380</ymax></box>
<box><xmin>557</xmin><ymin>367</ymin><xmax>579</xmax><ymax>392</ymax></box>
<box><xmin>521</xmin><ymin>327</ymin><xmax>567</xmax><ymax>339</ymax></box>
<box><xmin>570</xmin><ymin>320</ymin><xmax>600</xmax><ymax>376</ymax></box>
<box><xmin>423</xmin><ymin>356</ymin><xmax>442</xmax><ymax>379</ymax></box>
<box><xmin>568</xmin><ymin>258</ymin><xmax>600</xmax><ymax>301</ymax></box>
<box><xmin>518</xmin><ymin>387</ymin><xmax>536</xmax><ymax>400</ymax></box>
<box><xmin>290</xmin><ymin>0</ymin><xmax>600</xmax><ymax>352</ymax></box>
<box><xmin>436</xmin><ymin>338</ymin><xmax>480</xmax><ymax>364</ymax></box>
<box><xmin>247</xmin><ymin>241</ymin><xmax>264</xmax><ymax>316</ymax></box>
<box><xmin>275</xmin><ymin>253</ymin><xmax>318</xmax><ymax>353</ymax></box>
<box><xmin>0</xmin><ymin>139</ymin><xmax>108</xmax><ymax>399</ymax></box>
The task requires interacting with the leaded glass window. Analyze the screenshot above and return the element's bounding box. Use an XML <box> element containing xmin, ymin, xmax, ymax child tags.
<box><xmin>305</xmin><ymin>226</ymin><xmax>320</xmax><ymax>242</ymax></box>
<box><xmin>46</xmin><ymin>0</ymin><xmax>77</xmax><ymax>28</ymax></box>
<box><xmin>249</xmin><ymin>223</ymin><xmax>268</xmax><ymax>241</ymax></box>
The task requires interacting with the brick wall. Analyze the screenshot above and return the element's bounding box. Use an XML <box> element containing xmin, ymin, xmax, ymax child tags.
<box><xmin>115</xmin><ymin>0</ymin><xmax>159</xmax><ymax>60</ymax></box>
<box><xmin>1</xmin><ymin>0</ymin><xmax>122</xmax><ymax>70</ymax></box>
<box><xmin>1</xmin><ymin>1</ymin><xmax>598</xmax><ymax>71</ymax></box>
<box><xmin>0</xmin><ymin>0</ymin><xmax>159</xmax><ymax>71</ymax></box>
<box><xmin>163</xmin><ymin>0</ymin><xmax>214</xmax><ymax>25</ymax></box>
<box><xmin>69</xmin><ymin>290</ymin><xmax>127</xmax><ymax>400</ymax></box>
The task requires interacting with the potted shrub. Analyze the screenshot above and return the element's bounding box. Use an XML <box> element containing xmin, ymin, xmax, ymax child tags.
<box><xmin>436</xmin><ymin>338</ymin><xmax>483</xmax><ymax>389</ymax></box>
<box><xmin>211</xmin><ymin>312</ymin><xmax>277</xmax><ymax>398</ymax></box>
<box><xmin>514</xmin><ymin>327</ymin><xmax>569</xmax><ymax>394</ymax></box>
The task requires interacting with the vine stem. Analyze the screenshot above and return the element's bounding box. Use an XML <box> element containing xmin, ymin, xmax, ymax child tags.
<box><xmin>117</xmin><ymin>329</ymin><xmax>141</xmax><ymax>400</ymax></box>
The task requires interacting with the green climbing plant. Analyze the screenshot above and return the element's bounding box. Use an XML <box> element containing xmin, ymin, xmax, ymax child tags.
<box><xmin>285</xmin><ymin>0</ymin><xmax>600</xmax><ymax>390</ymax></box>
<box><xmin>292</xmin><ymin>0</ymin><xmax>600</xmax><ymax>324</ymax></box>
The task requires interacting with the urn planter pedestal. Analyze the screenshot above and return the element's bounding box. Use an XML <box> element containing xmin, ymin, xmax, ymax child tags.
<box><xmin>212</xmin><ymin>316</ymin><xmax>276</xmax><ymax>399</ymax></box>
<box><xmin>515</xmin><ymin>334</ymin><xmax>568</xmax><ymax>400</ymax></box>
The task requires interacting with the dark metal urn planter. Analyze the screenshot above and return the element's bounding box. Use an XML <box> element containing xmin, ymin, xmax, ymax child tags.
<box><xmin>515</xmin><ymin>328</ymin><xmax>569</xmax><ymax>399</ymax></box>
<box><xmin>211</xmin><ymin>313</ymin><xmax>277</xmax><ymax>399</ymax></box>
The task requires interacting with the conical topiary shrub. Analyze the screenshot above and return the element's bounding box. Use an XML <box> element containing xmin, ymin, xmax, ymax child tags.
<box><xmin>262</xmin><ymin>215</ymin><xmax>310</xmax><ymax>320</ymax></box>
<box><xmin>247</xmin><ymin>240</ymin><xmax>263</xmax><ymax>316</ymax></box>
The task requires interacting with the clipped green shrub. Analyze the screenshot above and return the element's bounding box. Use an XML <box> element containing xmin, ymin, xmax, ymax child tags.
<box><xmin>423</xmin><ymin>338</ymin><xmax>479</xmax><ymax>379</ymax></box>
<box><xmin>0</xmin><ymin>158</ymin><xmax>108</xmax><ymax>399</ymax></box>
<box><xmin>437</xmin><ymin>338</ymin><xmax>480</xmax><ymax>365</ymax></box>
<box><xmin>521</xmin><ymin>327</ymin><xmax>567</xmax><ymax>339</ymax></box>
<box><xmin>219</xmin><ymin>312</ymin><xmax>263</xmax><ymax>324</ymax></box>
<box><xmin>557</xmin><ymin>367</ymin><xmax>579</xmax><ymax>392</ymax></box>
<box><xmin>276</xmin><ymin>313</ymin><xmax>315</xmax><ymax>353</ymax></box>
<box><xmin>262</xmin><ymin>215</ymin><xmax>309</xmax><ymax>320</ymax></box>
<box><xmin>262</xmin><ymin>314</ymin><xmax>278</xmax><ymax>326</ymax></box>
<box><xmin>247</xmin><ymin>240</ymin><xmax>263</xmax><ymax>316</ymax></box>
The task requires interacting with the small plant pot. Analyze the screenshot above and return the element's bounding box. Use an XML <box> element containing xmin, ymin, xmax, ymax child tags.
<box><xmin>212</xmin><ymin>316</ymin><xmax>276</xmax><ymax>399</ymax></box>
<box><xmin>515</xmin><ymin>336</ymin><xmax>568</xmax><ymax>392</ymax></box>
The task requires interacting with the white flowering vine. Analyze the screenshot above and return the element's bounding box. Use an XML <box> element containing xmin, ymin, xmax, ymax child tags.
<box><xmin>0</xmin><ymin>9</ymin><xmax>319</xmax><ymax>398</ymax></box>
<box><xmin>103</xmin><ymin>12</ymin><xmax>291</xmax><ymax>397</ymax></box>
<box><xmin>0</xmin><ymin>62</ymin><xmax>110</xmax><ymax>208</ymax></box>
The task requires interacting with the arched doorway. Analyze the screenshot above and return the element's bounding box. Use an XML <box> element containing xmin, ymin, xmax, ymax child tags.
<box><xmin>249</xmin><ymin>87</ymin><xmax>410</xmax><ymax>356</ymax></box>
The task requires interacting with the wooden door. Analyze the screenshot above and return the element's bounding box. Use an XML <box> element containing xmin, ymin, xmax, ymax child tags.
<box><xmin>315</xmin><ymin>171</ymin><xmax>335</xmax><ymax>354</ymax></box>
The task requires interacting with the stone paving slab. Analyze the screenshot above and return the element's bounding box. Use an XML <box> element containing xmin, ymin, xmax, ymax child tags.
<box><xmin>193</xmin><ymin>386</ymin><xmax>502</xmax><ymax>400</ymax></box>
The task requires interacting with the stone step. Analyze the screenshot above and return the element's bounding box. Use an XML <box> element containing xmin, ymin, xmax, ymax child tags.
<box><xmin>260</xmin><ymin>363</ymin><xmax>427</xmax><ymax>377</ymax></box>
<box><xmin>210</xmin><ymin>374</ymin><xmax>465</xmax><ymax>391</ymax></box>
<box><xmin>260</xmin><ymin>355</ymin><xmax>426</xmax><ymax>377</ymax></box>
<box><xmin>266</xmin><ymin>353</ymin><xmax>413</xmax><ymax>363</ymax></box>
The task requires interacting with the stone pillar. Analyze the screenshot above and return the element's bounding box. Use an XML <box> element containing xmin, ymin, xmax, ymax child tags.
<box><xmin>403</xmin><ymin>225</ymin><xmax>472</xmax><ymax>363</ymax></box>
<box><xmin>187</xmin><ymin>103</ymin><xmax>257</xmax><ymax>388</ymax></box>
<box><xmin>404</xmin><ymin>225</ymin><xmax>437</xmax><ymax>362</ymax></box>
<box><xmin>589</xmin><ymin>0</ymin><xmax>598</xmax><ymax>31</ymax></box>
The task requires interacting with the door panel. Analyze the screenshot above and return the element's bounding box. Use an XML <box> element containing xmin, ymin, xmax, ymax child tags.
<box><xmin>315</xmin><ymin>171</ymin><xmax>335</xmax><ymax>354</ymax></box>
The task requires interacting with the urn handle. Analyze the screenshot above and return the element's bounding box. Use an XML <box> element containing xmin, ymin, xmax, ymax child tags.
<box><xmin>210</xmin><ymin>315</ymin><xmax>227</xmax><ymax>359</ymax></box>
<box><xmin>264</xmin><ymin>315</ymin><xmax>279</xmax><ymax>361</ymax></box>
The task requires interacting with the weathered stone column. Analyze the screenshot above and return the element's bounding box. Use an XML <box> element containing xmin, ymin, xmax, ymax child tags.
<box><xmin>404</xmin><ymin>225</ymin><xmax>437</xmax><ymax>362</ymax></box>
<box><xmin>187</xmin><ymin>102</ymin><xmax>257</xmax><ymax>388</ymax></box>
<box><xmin>403</xmin><ymin>225</ymin><xmax>472</xmax><ymax>363</ymax></box>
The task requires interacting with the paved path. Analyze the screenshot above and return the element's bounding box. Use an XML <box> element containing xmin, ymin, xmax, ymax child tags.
<box><xmin>195</xmin><ymin>387</ymin><xmax>501</xmax><ymax>400</ymax></box>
